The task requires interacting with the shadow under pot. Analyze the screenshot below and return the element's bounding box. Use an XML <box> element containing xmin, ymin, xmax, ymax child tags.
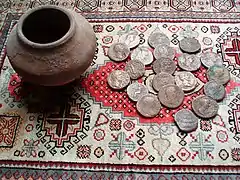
<box><xmin>6</xmin><ymin>5</ymin><xmax>96</xmax><ymax>86</ymax></box>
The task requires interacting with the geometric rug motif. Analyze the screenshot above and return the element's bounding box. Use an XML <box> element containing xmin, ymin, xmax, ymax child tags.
<box><xmin>36</xmin><ymin>93</ymin><xmax>91</xmax><ymax>156</ymax></box>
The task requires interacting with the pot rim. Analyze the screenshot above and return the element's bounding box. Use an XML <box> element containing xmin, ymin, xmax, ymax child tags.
<box><xmin>17</xmin><ymin>5</ymin><xmax>76</xmax><ymax>49</ymax></box>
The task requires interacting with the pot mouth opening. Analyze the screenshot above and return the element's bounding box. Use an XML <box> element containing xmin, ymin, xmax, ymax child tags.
<box><xmin>17</xmin><ymin>6</ymin><xmax>75</xmax><ymax>49</ymax></box>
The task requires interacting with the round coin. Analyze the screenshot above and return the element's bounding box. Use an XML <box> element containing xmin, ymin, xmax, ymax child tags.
<box><xmin>137</xmin><ymin>94</ymin><xmax>161</xmax><ymax>117</ymax></box>
<box><xmin>107</xmin><ymin>70</ymin><xmax>130</xmax><ymax>90</ymax></box>
<box><xmin>125</xmin><ymin>60</ymin><xmax>145</xmax><ymax>79</ymax></box>
<box><xmin>200</xmin><ymin>52</ymin><xmax>223</xmax><ymax>68</ymax></box>
<box><xmin>178</xmin><ymin>53</ymin><xmax>201</xmax><ymax>71</ymax></box>
<box><xmin>145</xmin><ymin>74</ymin><xmax>158</xmax><ymax>95</ymax></box>
<box><xmin>179</xmin><ymin>38</ymin><xmax>201</xmax><ymax>54</ymax></box>
<box><xmin>148</xmin><ymin>32</ymin><xmax>170</xmax><ymax>48</ymax></box>
<box><xmin>153</xmin><ymin>44</ymin><xmax>175</xmax><ymax>60</ymax></box>
<box><xmin>158</xmin><ymin>84</ymin><xmax>184</xmax><ymax>108</ymax></box>
<box><xmin>127</xmin><ymin>82</ymin><xmax>148</xmax><ymax>102</ymax></box>
<box><xmin>174</xmin><ymin>109</ymin><xmax>199</xmax><ymax>132</ymax></box>
<box><xmin>152</xmin><ymin>58</ymin><xmax>176</xmax><ymax>74</ymax></box>
<box><xmin>204</xmin><ymin>80</ymin><xmax>226</xmax><ymax>101</ymax></box>
<box><xmin>118</xmin><ymin>30</ymin><xmax>140</xmax><ymax>49</ymax></box>
<box><xmin>131</xmin><ymin>46</ymin><xmax>153</xmax><ymax>65</ymax></box>
<box><xmin>192</xmin><ymin>95</ymin><xmax>219</xmax><ymax>118</ymax></box>
<box><xmin>175</xmin><ymin>71</ymin><xmax>197</xmax><ymax>92</ymax></box>
<box><xmin>152</xmin><ymin>72</ymin><xmax>175</xmax><ymax>92</ymax></box>
<box><xmin>108</xmin><ymin>43</ymin><xmax>130</xmax><ymax>62</ymax></box>
<box><xmin>206</xmin><ymin>65</ymin><xmax>230</xmax><ymax>85</ymax></box>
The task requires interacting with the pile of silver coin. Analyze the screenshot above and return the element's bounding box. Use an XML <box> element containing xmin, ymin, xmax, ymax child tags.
<box><xmin>107</xmin><ymin>30</ymin><xmax>230</xmax><ymax>133</ymax></box>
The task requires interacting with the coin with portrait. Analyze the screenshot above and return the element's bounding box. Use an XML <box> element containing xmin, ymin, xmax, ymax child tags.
<box><xmin>137</xmin><ymin>94</ymin><xmax>161</xmax><ymax>117</ymax></box>
<box><xmin>152</xmin><ymin>72</ymin><xmax>175</xmax><ymax>92</ymax></box>
<box><xmin>204</xmin><ymin>80</ymin><xmax>226</xmax><ymax>101</ymax></box>
<box><xmin>127</xmin><ymin>82</ymin><xmax>148</xmax><ymax>102</ymax></box>
<box><xmin>178</xmin><ymin>53</ymin><xmax>201</xmax><ymax>71</ymax></box>
<box><xmin>108</xmin><ymin>43</ymin><xmax>130</xmax><ymax>61</ymax></box>
<box><xmin>200</xmin><ymin>52</ymin><xmax>223</xmax><ymax>68</ymax></box>
<box><xmin>153</xmin><ymin>44</ymin><xmax>175</xmax><ymax>60</ymax></box>
<box><xmin>192</xmin><ymin>95</ymin><xmax>219</xmax><ymax>118</ymax></box>
<box><xmin>207</xmin><ymin>65</ymin><xmax>230</xmax><ymax>85</ymax></box>
<box><xmin>179</xmin><ymin>38</ymin><xmax>201</xmax><ymax>53</ymax></box>
<box><xmin>158</xmin><ymin>84</ymin><xmax>184</xmax><ymax>108</ymax></box>
<box><xmin>131</xmin><ymin>46</ymin><xmax>154</xmax><ymax>65</ymax></box>
<box><xmin>119</xmin><ymin>30</ymin><xmax>140</xmax><ymax>49</ymax></box>
<box><xmin>175</xmin><ymin>71</ymin><xmax>197</xmax><ymax>92</ymax></box>
<box><xmin>107</xmin><ymin>70</ymin><xmax>130</xmax><ymax>90</ymax></box>
<box><xmin>148</xmin><ymin>32</ymin><xmax>170</xmax><ymax>48</ymax></box>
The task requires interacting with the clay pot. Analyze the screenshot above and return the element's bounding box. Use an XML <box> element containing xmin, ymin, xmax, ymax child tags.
<box><xmin>6</xmin><ymin>5</ymin><xmax>96</xmax><ymax>86</ymax></box>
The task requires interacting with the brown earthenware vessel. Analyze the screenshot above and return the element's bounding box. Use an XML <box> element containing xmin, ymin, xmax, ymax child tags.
<box><xmin>6</xmin><ymin>5</ymin><xmax>96</xmax><ymax>86</ymax></box>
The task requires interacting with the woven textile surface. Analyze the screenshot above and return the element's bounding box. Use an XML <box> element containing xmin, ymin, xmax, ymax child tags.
<box><xmin>0</xmin><ymin>0</ymin><xmax>240</xmax><ymax>179</ymax></box>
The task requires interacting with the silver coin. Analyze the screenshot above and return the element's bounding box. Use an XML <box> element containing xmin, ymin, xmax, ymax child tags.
<box><xmin>152</xmin><ymin>58</ymin><xmax>176</xmax><ymax>74</ymax></box>
<box><xmin>179</xmin><ymin>38</ymin><xmax>201</xmax><ymax>53</ymax></box>
<box><xmin>153</xmin><ymin>44</ymin><xmax>175</xmax><ymax>60</ymax></box>
<box><xmin>127</xmin><ymin>82</ymin><xmax>148</xmax><ymax>102</ymax></box>
<box><xmin>204</xmin><ymin>80</ymin><xmax>226</xmax><ymax>101</ymax></box>
<box><xmin>192</xmin><ymin>95</ymin><xmax>219</xmax><ymax>118</ymax></box>
<box><xmin>175</xmin><ymin>71</ymin><xmax>197</xmax><ymax>92</ymax></box>
<box><xmin>152</xmin><ymin>72</ymin><xmax>175</xmax><ymax>92</ymax></box>
<box><xmin>158</xmin><ymin>84</ymin><xmax>184</xmax><ymax>108</ymax></box>
<box><xmin>185</xmin><ymin>78</ymin><xmax>204</xmax><ymax>96</ymax></box>
<box><xmin>206</xmin><ymin>65</ymin><xmax>230</xmax><ymax>85</ymax></box>
<box><xmin>107</xmin><ymin>70</ymin><xmax>130</xmax><ymax>90</ymax></box>
<box><xmin>148</xmin><ymin>32</ymin><xmax>170</xmax><ymax>48</ymax></box>
<box><xmin>125</xmin><ymin>60</ymin><xmax>145</xmax><ymax>79</ymax></box>
<box><xmin>174</xmin><ymin>109</ymin><xmax>199</xmax><ymax>132</ymax></box>
<box><xmin>178</xmin><ymin>53</ymin><xmax>201</xmax><ymax>71</ymax></box>
<box><xmin>145</xmin><ymin>74</ymin><xmax>158</xmax><ymax>95</ymax></box>
<box><xmin>131</xmin><ymin>46</ymin><xmax>153</xmax><ymax>65</ymax></box>
<box><xmin>200</xmin><ymin>52</ymin><xmax>223</xmax><ymax>68</ymax></box>
<box><xmin>108</xmin><ymin>43</ymin><xmax>130</xmax><ymax>62</ymax></box>
<box><xmin>118</xmin><ymin>30</ymin><xmax>140</xmax><ymax>49</ymax></box>
<box><xmin>137</xmin><ymin>94</ymin><xmax>161</xmax><ymax>117</ymax></box>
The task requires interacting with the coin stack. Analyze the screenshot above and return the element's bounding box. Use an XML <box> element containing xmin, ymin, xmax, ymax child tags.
<box><xmin>106</xmin><ymin>29</ymin><xmax>230</xmax><ymax>133</ymax></box>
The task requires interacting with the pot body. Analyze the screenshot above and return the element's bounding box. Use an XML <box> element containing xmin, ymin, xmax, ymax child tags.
<box><xmin>6</xmin><ymin>5</ymin><xmax>96</xmax><ymax>86</ymax></box>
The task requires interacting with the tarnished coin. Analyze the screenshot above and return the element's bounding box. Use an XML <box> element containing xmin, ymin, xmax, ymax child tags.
<box><xmin>158</xmin><ymin>84</ymin><xmax>184</xmax><ymax>108</ymax></box>
<box><xmin>178</xmin><ymin>53</ymin><xmax>201</xmax><ymax>71</ymax></box>
<box><xmin>179</xmin><ymin>38</ymin><xmax>201</xmax><ymax>53</ymax></box>
<box><xmin>108</xmin><ymin>43</ymin><xmax>130</xmax><ymax>62</ymax></box>
<box><xmin>192</xmin><ymin>95</ymin><xmax>219</xmax><ymax>118</ymax></box>
<box><xmin>127</xmin><ymin>82</ymin><xmax>148</xmax><ymax>102</ymax></box>
<box><xmin>107</xmin><ymin>70</ymin><xmax>130</xmax><ymax>90</ymax></box>
<box><xmin>175</xmin><ymin>71</ymin><xmax>197</xmax><ymax>92</ymax></box>
<box><xmin>153</xmin><ymin>44</ymin><xmax>175</xmax><ymax>60</ymax></box>
<box><xmin>204</xmin><ymin>80</ymin><xmax>226</xmax><ymax>101</ymax></box>
<box><xmin>152</xmin><ymin>72</ymin><xmax>175</xmax><ymax>92</ymax></box>
<box><xmin>148</xmin><ymin>32</ymin><xmax>170</xmax><ymax>48</ymax></box>
<box><xmin>174</xmin><ymin>109</ymin><xmax>199</xmax><ymax>132</ymax></box>
<box><xmin>131</xmin><ymin>46</ymin><xmax>153</xmax><ymax>65</ymax></box>
<box><xmin>137</xmin><ymin>94</ymin><xmax>161</xmax><ymax>117</ymax></box>
<box><xmin>207</xmin><ymin>65</ymin><xmax>230</xmax><ymax>85</ymax></box>
<box><xmin>118</xmin><ymin>30</ymin><xmax>140</xmax><ymax>49</ymax></box>
<box><xmin>125</xmin><ymin>60</ymin><xmax>145</xmax><ymax>79</ymax></box>
<box><xmin>200</xmin><ymin>52</ymin><xmax>223</xmax><ymax>68</ymax></box>
<box><xmin>152</xmin><ymin>58</ymin><xmax>176</xmax><ymax>74</ymax></box>
<box><xmin>145</xmin><ymin>74</ymin><xmax>158</xmax><ymax>95</ymax></box>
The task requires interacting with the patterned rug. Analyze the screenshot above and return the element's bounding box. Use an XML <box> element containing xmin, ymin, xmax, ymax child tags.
<box><xmin>0</xmin><ymin>0</ymin><xmax>240</xmax><ymax>179</ymax></box>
